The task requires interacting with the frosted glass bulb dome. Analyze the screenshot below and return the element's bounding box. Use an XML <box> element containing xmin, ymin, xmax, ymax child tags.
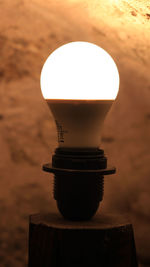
<box><xmin>40</xmin><ymin>41</ymin><xmax>119</xmax><ymax>100</ymax></box>
<box><xmin>40</xmin><ymin>41</ymin><xmax>119</xmax><ymax>148</ymax></box>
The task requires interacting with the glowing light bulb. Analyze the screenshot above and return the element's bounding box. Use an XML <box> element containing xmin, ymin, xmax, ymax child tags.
<box><xmin>40</xmin><ymin>41</ymin><xmax>119</xmax><ymax>148</ymax></box>
<box><xmin>41</xmin><ymin>42</ymin><xmax>120</xmax><ymax>220</ymax></box>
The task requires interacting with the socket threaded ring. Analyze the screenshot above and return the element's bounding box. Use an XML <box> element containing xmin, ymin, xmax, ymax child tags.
<box><xmin>43</xmin><ymin>148</ymin><xmax>116</xmax><ymax>221</ymax></box>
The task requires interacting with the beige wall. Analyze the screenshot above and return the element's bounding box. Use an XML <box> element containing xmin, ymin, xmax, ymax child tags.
<box><xmin>0</xmin><ymin>1</ymin><xmax>150</xmax><ymax>266</ymax></box>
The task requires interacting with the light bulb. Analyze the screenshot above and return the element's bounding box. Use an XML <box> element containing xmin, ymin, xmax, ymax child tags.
<box><xmin>41</xmin><ymin>41</ymin><xmax>119</xmax><ymax>148</ymax></box>
<box><xmin>41</xmin><ymin>41</ymin><xmax>119</xmax><ymax>221</ymax></box>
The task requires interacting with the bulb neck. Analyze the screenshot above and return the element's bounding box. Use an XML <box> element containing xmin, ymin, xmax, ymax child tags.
<box><xmin>48</xmin><ymin>100</ymin><xmax>113</xmax><ymax>148</ymax></box>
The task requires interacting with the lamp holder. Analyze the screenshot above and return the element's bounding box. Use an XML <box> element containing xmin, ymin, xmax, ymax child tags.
<box><xmin>43</xmin><ymin>148</ymin><xmax>115</xmax><ymax>221</ymax></box>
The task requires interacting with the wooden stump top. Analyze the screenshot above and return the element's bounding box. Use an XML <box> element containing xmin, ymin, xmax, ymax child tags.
<box><xmin>30</xmin><ymin>212</ymin><xmax>131</xmax><ymax>230</ymax></box>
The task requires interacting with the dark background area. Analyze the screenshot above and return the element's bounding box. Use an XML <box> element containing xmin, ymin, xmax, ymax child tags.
<box><xmin>0</xmin><ymin>0</ymin><xmax>150</xmax><ymax>266</ymax></box>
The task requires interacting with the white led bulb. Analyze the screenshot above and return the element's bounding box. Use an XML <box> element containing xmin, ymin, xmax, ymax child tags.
<box><xmin>40</xmin><ymin>41</ymin><xmax>119</xmax><ymax>148</ymax></box>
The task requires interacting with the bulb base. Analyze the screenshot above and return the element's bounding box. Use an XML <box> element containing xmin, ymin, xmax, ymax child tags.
<box><xmin>43</xmin><ymin>148</ymin><xmax>116</xmax><ymax>221</ymax></box>
<box><xmin>52</xmin><ymin>148</ymin><xmax>105</xmax><ymax>221</ymax></box>
<box><xmin>54</xmin><ymin>173</ymin><xmax>104</xmax><ymax>221</ymax></box>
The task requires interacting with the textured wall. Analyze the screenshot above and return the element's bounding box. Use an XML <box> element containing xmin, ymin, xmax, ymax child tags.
<box><xmin>0</xmin><ymin>0</ymin><xmax>150</xmax><ymax>266</ymax></box>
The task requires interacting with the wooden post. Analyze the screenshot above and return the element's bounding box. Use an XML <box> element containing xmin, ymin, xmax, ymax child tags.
<box><xmin>28</xmin><ymin>212</ymin><xmax>138</xmax><ymax>267</ymax></box>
